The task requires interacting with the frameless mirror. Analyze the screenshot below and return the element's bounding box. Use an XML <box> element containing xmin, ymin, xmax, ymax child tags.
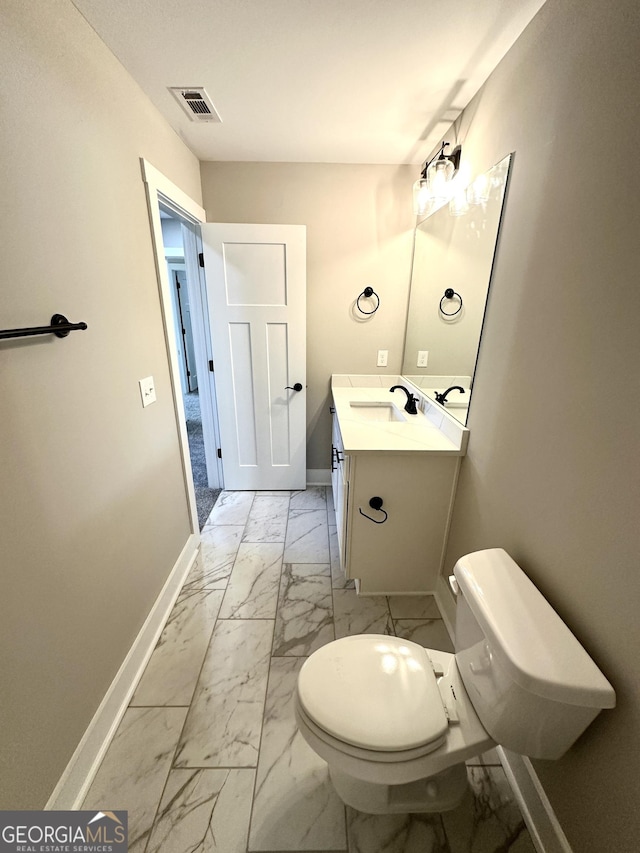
<box><xmin>402</xmin><ymin>153</ymin><xmax>512</xmax><ymax>424</ymax></box>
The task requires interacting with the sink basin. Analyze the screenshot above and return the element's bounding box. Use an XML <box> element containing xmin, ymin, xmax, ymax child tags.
<box><xmin>349</xmin><ymin>402</ymin><xmax>406</xmax><ymax>422</ymax></box>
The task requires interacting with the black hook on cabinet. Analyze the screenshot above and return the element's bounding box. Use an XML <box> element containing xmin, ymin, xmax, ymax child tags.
<box><xmin>439</xmin><ymin>288</ymin><xmax>463</xmax><ymax>317</ymax></box>
<box><xmin>0</xmin><ymin>313</ymin><xmax>88</xmax><ymax>341</ymax></box>
<box><xmin>356</xmin><ymin>286</ymin><xmax>380</xmax><ymax>315</ymax></box>
<box><xmin>358</xmin><ymin>496</ymin><xmax>388</xmax><ymax>524</ymax></box>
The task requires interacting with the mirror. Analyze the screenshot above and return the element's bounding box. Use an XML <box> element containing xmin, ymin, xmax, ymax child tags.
<box><xmin>401</xmin><ymin>154</ymin><xmax>512</xmax><ymax>424</ymax></box>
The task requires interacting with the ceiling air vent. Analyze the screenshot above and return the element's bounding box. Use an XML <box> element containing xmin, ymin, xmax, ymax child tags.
<box><xmin>169</xmin><ymin>87</ymin><xmax>222</xmax><ymax>123</ymax></box>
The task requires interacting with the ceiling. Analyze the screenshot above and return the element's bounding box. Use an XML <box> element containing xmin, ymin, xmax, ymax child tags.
<box><xmin>72</xmin><ymin>0</ymin><xmax>547</xmax><ymax>165</ymax></box>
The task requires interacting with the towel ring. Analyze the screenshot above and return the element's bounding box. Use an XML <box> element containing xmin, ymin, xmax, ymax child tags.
<box><xmin>356</xmin><ymin>286</ymin><xmax>380</xmax><ymax>315</ymax></box>
<box><xmin>439</xmin><ymin>288</ymin><xmax>463</xmax><ymax>317</ymax></box>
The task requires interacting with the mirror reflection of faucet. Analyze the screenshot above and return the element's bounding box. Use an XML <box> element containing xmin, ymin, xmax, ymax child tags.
<box><xmin>389</xmin><ymin>384</ymin><xmax>419</xmax><ymax>414</ymax></box>
<box><xmin>434</xmin><ymin>386</ymin><xmax>466</xmax><ymax>406</ymax></box>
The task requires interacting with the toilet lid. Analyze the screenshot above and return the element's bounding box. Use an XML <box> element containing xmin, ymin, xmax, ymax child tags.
<box><xmin>297</xmin><ymin>635</ymin><xmax>448</xmax><ymax>752</ymax></box>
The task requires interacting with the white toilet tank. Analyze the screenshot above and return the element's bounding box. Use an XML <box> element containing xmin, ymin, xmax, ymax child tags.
<box><xmin>452</xmin><ymin>549</ymin><xmax>615</xmax><ymax>759</ymax></box>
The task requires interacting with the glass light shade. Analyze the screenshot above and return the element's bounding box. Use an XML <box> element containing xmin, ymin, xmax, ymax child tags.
<box><xmin>412</xmin><ymin>178</ymin><xmax>435</xmax><ymax>216</ymax></box>
<box><xmin>426</xmin><ymin>156</ymin><xmax>455</xmax><ymax>200</ymax></box>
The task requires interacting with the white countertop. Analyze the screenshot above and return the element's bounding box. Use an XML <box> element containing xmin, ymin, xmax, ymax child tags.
<box><xmin>331</xmin><ymin>379</ymin><xmax>468</xmax><ymax>455</ymax></box>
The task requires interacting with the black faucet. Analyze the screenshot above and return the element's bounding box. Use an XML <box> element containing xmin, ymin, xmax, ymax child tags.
<box><xmin>389</xmin><ymin>384</ymin><xmax>419</xmax><ymax>415</ymax></box>
<box><xmin>434</xmin><ymin>386</ymin><xmax>466</xmax><ymax>405</ymax></box>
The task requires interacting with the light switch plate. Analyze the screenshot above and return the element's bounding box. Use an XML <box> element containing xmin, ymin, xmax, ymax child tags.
<box><xmin>139</xmin><ymin>376</ymin><xmax>157</xmax><ymax>407</ymax></box>
<box><xmin>377</xmin><ymin>350</ymin><xmax>388</xmax><ymax>367</ymax></box>
<box><xmin>417</xmin><ymin>350</ymin><xmax>429</xmax><ymax>367</ymax></box>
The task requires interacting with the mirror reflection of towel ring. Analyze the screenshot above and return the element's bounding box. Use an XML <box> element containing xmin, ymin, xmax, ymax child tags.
<box><xmin>439</xmin><ymin>287</ymin><xmax>463</xmax><ymax>317</ymax></box>
<box><xmin>356</xmin><ymin>286</ymin><xmax>380</xmax><ymax>315</ymax></box>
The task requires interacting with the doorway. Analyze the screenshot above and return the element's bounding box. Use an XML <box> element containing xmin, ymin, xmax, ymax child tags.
<box><xmin>141</xmin><ymin>159</ymin><xmax>223</xmax><ymax>534</ymax></box>
<box><xmin>160</xmin><ymin>208</ymin><xmax>221</xmax><ymax>528</ymax></box>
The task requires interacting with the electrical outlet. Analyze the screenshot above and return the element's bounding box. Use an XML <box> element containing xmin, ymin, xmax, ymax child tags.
<box><xmin>139</xmin><ymin>376</ymin><xmax>157</xmax><ymax>407</ymax></box>
<box><xmin>377</xmin><ymin>350</ymin><xmax>388</xmax><ymax>367</ymax></box>
<box><xmin>417</xmin><ymin>350</ymin><xmax>429</xmax><ymax>368</ymax></box>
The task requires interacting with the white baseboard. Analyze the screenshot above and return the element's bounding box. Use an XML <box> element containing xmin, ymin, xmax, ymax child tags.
<box><xmin>45</xmin><ymin>533</ymin><xmax>200</xmax><ymax>810</ymax></box>
<box><xmin>499</xmin><ymin>748</ymin><xmax>573</xmax><ymax>853</ymax></box>
<box><xmin>307</xmin><ymin>468</ymin><xmax>331</xmax><ymax>486</ymax></box>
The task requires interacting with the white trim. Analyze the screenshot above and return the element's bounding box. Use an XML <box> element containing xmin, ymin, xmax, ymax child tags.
<box><xmin>46</xmin><ymin>534</ymin><xmax>200</xmax><ymax>810</ymax></box>
<box><xmin>499</xmin><ymin>749</ymin><xmax>573</xmax><ymax>853</ymax></box>
<box><xmin>307</xmin><ymin>468</ymin><xmax>331</xmax><ymax>486</ymax></box>
<box><xmin>141</xmin><ymin>161</ymin><xmax>206</xmax><ymax>223</ymax></box>
<box><xmin>140</xmin><ymin>158</ymin><xmax>207</xmax><ymax>532</ymax></box>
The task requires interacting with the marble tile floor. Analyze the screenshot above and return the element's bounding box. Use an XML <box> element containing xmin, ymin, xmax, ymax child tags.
<box><xmin>83</xmin><ymin>487</ymin><xmax>537</xmax><ymax>853</ymax></box>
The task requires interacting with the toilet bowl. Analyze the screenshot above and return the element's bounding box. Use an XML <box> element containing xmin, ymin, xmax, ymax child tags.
<box><xmin>295</xmin><ymin>548</ymin><xmax>616</xmax><ymax>815</ymax></box>
<box><xmin>295</xmin><ymin>634</ymin><xmax>495</xmax><ymax>812</ymax></box>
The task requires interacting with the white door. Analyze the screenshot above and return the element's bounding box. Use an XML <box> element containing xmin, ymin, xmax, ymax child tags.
<box><xmin>201</xmin><ymin>223</ymin><xmax>306</xmax><ymax>490</ymax></box>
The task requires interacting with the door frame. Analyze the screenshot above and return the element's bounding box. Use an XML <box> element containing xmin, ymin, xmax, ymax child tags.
<box><xmin>141</xmin><ymin>158</ymin><xmax>222</xmax><ymax>533</ymax></box>
<box><xmin>166</xmin><ymin>262</ymin><xmax>192</xmax><ymax>392</ymax></box>
<box><xmin>180</xmin><ymin>222</ymin><xmax>223</xmax><ymax>490</ymax></box>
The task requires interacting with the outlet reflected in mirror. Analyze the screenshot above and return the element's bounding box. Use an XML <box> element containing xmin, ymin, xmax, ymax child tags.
<box><xmin>402</xmin><ymin>154</ymin><xmax>512</xmax><ymax>424</ymax></box>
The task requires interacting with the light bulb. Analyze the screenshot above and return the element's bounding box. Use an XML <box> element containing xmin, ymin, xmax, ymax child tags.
<box><xmin>427</xmin><ymin>156</ymin><xmax>455</xmax><ymax>201</ymax></box>
<box><xmin>412</xmin><ymin>177</ymin><xmax>435</xmax><ymax>216</ymax></box>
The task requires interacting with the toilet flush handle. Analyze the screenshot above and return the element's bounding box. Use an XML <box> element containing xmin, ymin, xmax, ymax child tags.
<box><xmin>448</xmin><ymin>575</ymin><xmax>460</xmax><ymax>596</ymax></box>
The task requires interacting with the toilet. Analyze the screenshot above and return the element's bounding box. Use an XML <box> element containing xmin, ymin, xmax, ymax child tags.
<box><xmin>295</xmin><ymin>548</ymin><xmax>615</xmax><ymax>814</ymax></box>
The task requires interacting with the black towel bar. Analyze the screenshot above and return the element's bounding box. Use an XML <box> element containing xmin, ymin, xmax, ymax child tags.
<box><xmin>0</xmin><ymin>314</ymin><xmax>88</xmax><ymax>341</ymax></box>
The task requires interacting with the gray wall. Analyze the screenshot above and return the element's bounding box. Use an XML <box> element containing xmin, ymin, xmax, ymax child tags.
<box><xmin>199</xmin><ymin>162</ymin><xmax>415</xmax><ymax>469</ymax></box>
<box><xmin>441</xmin><ymin>0</ymin><xmax>640</xmax><ymax>848</ymax></box>
<box><xmin>0</xmin><ymin>0</ymin><xmax>200</xmax><ymax>807</ymax></box>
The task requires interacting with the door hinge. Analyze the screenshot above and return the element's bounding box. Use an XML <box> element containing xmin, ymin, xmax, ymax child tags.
<box><xmin>198</xmin><ymin>252</ymin><xmax>205</xmax><ymax>268</ymax></box>
<box><xmin>208</xmin><ymin>359</ymin><xmax>214</xmax><ymax>372</ymax></box>
<box><xmin>217</xmin><ymin>448</ymin><xmax>222</xmax><ymax>459</ymax></box>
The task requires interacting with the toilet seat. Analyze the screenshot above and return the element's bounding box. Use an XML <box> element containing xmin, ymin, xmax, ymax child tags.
<box><xmin>295</xmin><ymin>644</ymin><xmax>496</xmax><ymax>788</ymax></box>
<box><xmin>296</xmin><ymin>700</ymin><xmax>445</xmax><ymax>763</ymax></box>
<box><xmin>297</xmin><ymin>634</ymin><xmax>449</xmax><ymax>753</ymax></box>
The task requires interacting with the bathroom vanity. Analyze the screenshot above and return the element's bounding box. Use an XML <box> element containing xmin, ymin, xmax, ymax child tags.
<box><xmin>330</xmin><ymin>375</ymin><xmax>468</xmax><ymax>594</ymax></box>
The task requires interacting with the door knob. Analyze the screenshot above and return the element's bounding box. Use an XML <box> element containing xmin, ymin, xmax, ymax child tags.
<box><xmin>285</xmin><ymin>383</ymin><xmax>303</xmax><ymax>392</ymax></box>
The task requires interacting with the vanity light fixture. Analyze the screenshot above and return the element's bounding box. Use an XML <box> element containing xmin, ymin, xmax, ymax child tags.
<box><xmin>412</xmin><ymin>142</ymin><xmax>462</xmax><ymax>216</ymax></box>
